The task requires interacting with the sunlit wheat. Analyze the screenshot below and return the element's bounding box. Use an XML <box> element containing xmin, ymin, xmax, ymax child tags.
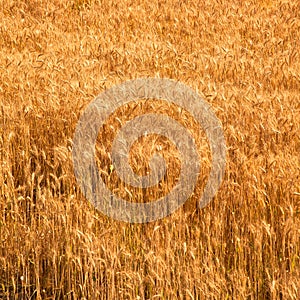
<box><xmin>0</xmin><ymin>0</ymin><xmax>299</xmax><ymax>299</ymax></box>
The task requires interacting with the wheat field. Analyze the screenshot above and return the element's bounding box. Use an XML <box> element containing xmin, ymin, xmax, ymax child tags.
<box><xmin>0</xmin><ymin>0</ymin><xmax>300</xmax><ymax>299</ymax></box>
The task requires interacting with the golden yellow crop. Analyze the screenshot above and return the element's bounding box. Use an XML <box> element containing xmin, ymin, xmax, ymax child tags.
<box><xmin>0</xmin><ymin>0</ymin><xmax>299</xmax><ymax>298</ymax></box>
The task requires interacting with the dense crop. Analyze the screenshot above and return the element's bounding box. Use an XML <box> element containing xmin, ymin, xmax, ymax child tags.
<box><xmin>0</xmin><ymin>0</ymin><xmax>299</xmax><ymax>299</ymax></box>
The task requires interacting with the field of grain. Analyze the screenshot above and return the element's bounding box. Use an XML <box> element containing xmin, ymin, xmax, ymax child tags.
<box><xmin>0</xmin><ymin>0</ymin><xmax>300</xmax><ymax>299</ymax></box>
